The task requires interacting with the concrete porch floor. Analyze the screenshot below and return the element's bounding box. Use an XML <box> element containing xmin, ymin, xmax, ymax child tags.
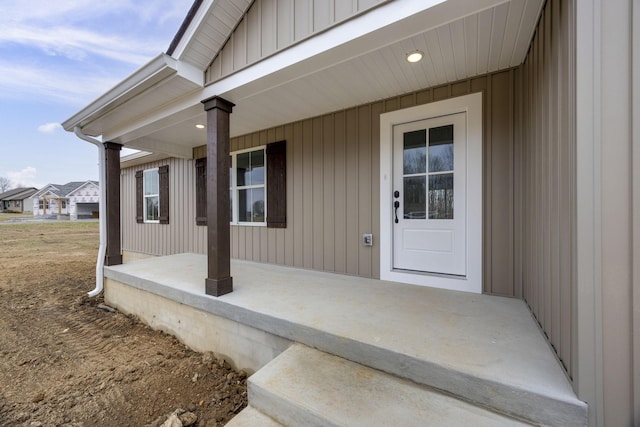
<box><xmin>104</xmin><ymin>253</ymin><xmax>586</xmax><ymax>425</ymax></box>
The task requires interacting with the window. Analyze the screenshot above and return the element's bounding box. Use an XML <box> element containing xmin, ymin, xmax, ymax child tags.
<box><xmin>195</xmin><ymin>140</ymin><xmax>286</xmax><ymax>228</ymax></box>
<box><xmin>144</xmin><ymin>168</ymin><xmax>159</xmax><ymax>222</ymax></box>
<box><xmin>136</xmin><ymin>165</ymin><xmax>169</xmax><ymax>224</ymax></box>
<box><xmin>38</xmin><ymin>200</ymin><xmax>43</xmax><ymax>209</ymax></box>
<box><xmin>231</xmin><ymin>148</ymin><xmax>265</xmax><ymax>224</ymax></box>
<box><xmin>61</xmin><ymin>201</ymin><xmax>67</xmax><ymax>209</ymax></box>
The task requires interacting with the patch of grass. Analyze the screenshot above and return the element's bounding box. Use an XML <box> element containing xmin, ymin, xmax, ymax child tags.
<box><xmin>0</xmin><ymin>212</ymin><xmax>33</xmax><ymax>222</ymax></box>
<box><xmin>0</xmin><ymin>221</ymin><xmax>99</xmax><ymax>256</ymax></box>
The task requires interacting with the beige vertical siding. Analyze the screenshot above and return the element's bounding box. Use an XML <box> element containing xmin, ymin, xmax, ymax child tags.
<box><xmin>185</xmin><ymin>71</ymin><xmax>518</xmax><ymax>290</ymax></box>
<box><xmin>205</xmin><ymin>0</ymin><xmax>388</xmax><ymax>84</ymax></box>
<box><xmin>121</xmin><ymin>158</ymin><xmax>207</xmax><ymax>256</ymax></box>
<box><xmin>125</xmin><ymin>72</ymin><xmax>517</xmax><ymax>289</ymax></box>
<box><xmin>515</xmin><ymin>0</ymin><xmax>575</xmax><ymax>378</ymax></box>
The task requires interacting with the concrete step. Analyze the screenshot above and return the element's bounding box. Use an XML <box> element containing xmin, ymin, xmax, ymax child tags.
<box><xmin>226</xmin><ymin>406</ymin><xmax>284</xmax><ymax>427</ymax></box>
<box><xmin>249</xmin><ymin>344</ymin><xmax>532</xmax><ymax>427</ymax></box>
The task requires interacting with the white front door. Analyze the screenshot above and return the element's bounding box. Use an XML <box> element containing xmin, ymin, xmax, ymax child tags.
<box><xmin>392</xmin><ymin>112</ymin><xmax>466</xmax><ymax>276</ymax></box>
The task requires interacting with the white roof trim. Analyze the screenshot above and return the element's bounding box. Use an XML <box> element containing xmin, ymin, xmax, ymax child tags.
<box><xmin>170</xmin><ymin>0</ymin><xmax>215</xmax><ymax>61</ymax></box>
<box><xmin>31</xmin><ymin>185</ymin><xmax>60</xmax><ymax>198</ymax></box>
<box><xmin>62</xmin><ymin>54</ymin><xmax>202</xmax><ymax>134</ymax></box>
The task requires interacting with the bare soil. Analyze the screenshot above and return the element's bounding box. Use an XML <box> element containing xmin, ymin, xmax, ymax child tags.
<box><xmin>0</xmin><ymin>219</ymin><xmax>247</xmax><ymax>427</ymax></box>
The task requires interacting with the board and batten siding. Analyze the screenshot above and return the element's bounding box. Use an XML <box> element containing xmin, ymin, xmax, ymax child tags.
<box><xmin>122</xmin><ymin>158</ymin><xmax>207</xmax><ymax>257</ymax></box>
<box><xmin>181</xmin><ymin>70</ymin><xmax>517</xmax><ymax>294</ymax></box>
<box><xmin>514</xmin><ymin>0</ymin><xmax>575</xmax><ymax>378</ymax></box>
<box><xmin>205</xmin><ymin>0</ymin><xmax>388</xmax><ymax>84</ymax></box>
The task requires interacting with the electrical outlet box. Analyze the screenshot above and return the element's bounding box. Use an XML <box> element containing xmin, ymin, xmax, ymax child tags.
<box><xmin>362</xmin><ymin>233</ymin><xmax>373</xmax><ymax>246</ymax></box>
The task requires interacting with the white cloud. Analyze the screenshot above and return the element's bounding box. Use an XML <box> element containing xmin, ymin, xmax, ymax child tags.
<box><xmin>7</xmin><ymin>166</ymin><xmax>38</xmax><ymax>187</ymax></box>
<box><xmin>0</xmin><ymin>61</ymin><xmax>119</xmax><ymax>105</ymax></box>
<box><xmin>0</xmin><ymin>0</ymin><xmax>191</xmax><ymax>105</ymax></box>
<box><xmin>0</xmin><ymin>0</ymin><xmax>191</xmax><ymax>63</ymax></box>
<box><xmin>0</xmin><ymin>25</ymin><xmax>162</xmax><ymax>65</ymax></box>
<box><xmin>37</xmin><ymin>122</ymin><xmax>62</xmax><ymax>134</ymax></box>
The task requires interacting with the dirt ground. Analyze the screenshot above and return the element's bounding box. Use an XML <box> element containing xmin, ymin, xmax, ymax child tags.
<box><xmin>0</xmin><ymin>218</ymin><xmax>247</xmax><ymax>427</ymax></box>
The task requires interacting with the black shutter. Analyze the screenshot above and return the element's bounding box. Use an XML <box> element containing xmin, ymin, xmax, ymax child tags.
<box><xmin>195</xmin><ymin>157</ymin><xmax>207</xmax><ymax>225</ymax></box>
<box><xmin>266</xmin><ymin>140</ymin><xmax>286</xmax><ymax>228</ymax></box>
<box><xmin>159</xmin><ymin>165</ymin><xmax>169</xmax><ymax>224</ymax></box>
<box><xmin>135</xmin><ymin>170</ymin><xmax>143</xmax><ymax>223</ymax></box>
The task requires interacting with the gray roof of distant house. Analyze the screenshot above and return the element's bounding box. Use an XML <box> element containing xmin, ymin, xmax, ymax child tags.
<box><xmin>0</xmin><ymin>187</ymin><xmax>38</xmax><ymax>201</ymax></box>
<box><xmin>33</xmin><ymin>181</ymin><xmax>99</xmax><ymax>198</ymax></box>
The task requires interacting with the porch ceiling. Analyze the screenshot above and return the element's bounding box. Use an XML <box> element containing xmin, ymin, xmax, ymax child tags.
<box><xmin>74</xmin><ymin>0</ymin><xmax>543</xmax><ymax>156</ymax></box>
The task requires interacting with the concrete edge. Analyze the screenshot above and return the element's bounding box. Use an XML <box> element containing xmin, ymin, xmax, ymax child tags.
<box><xmin>225</xmin><ymin>405</ymin><xmax>284</xmax><ymax>427</ymax></box>
<box><xmin>248</xmin><ymin>361</ymin><xmax>341</xmax><ymax>427</ymax></box>
<box><xmin>104</xmin><ymin>266</ymin><xmax>588</xmax><ymax>426</ymax></box>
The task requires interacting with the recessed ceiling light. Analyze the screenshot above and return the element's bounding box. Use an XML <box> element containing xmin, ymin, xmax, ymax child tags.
<box><xmin>406</xmin><ymin>51</ymin><xmax>424</xmax><ymax>63</ymax></box>
<box><xmin>195</xmin><ymin>124</ymin><xmax>205</xmax><ymax>129</ymax></box>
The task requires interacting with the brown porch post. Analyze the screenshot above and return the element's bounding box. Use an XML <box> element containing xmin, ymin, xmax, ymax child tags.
<box><xmin>103</xmin><ymin>141</ymin><xmax>123</xmax><ymax>266</ymax></box>
<box><xmin>202</xmin><ymin>96</ymin><xmax>234</xmax><ymax>296</ymax></box>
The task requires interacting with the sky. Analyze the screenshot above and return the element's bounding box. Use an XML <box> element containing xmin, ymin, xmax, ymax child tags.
<box><xmin>0</xmin><ymin>0</ymin><xmax>193</xmax><ymax>189</ymax></box>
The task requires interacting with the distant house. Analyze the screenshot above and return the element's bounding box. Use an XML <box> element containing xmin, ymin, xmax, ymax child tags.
<box><xmin>31</xmin><ymin>181</ymin><xmax>100</xmax><ymax>220</ymax></box>
<box><xmin>0</xmin><ymin>187</ymin><xmax>38</xmax><ymax>213</ymax></box>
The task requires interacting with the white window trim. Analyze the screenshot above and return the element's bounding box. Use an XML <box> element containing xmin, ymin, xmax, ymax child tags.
<box><xmin>230</xmin><ymin>145</ymin><xmax>267</xmax><ymax>226</ymax></box>
<box><xmin>379</xmin><ymin>92</ymin><xmax>483</xmax><ymax>293</ymax></box>
<box><xmin>143</xmin><ymin>168</ymin><xmax>160</xmax><ymax>224</ymax></box>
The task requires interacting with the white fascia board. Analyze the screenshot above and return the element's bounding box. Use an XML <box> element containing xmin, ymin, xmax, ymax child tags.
<box><xmin>176</xmin><ymin>60</ymin><xmax>204</xmax><ymax>85</ymax></box>
<box><xmin>202</xmin><ymin>0</ymin><xmax>508</xmax><ymax>101</ymax></box>
<box><xmin>62</xmin><ymin>54</ymin><xmax>181</xmax><ymax>133</ymax></box>
<box><xmin>102</xmin><ymin>102</ymin><xmax>203</xmax><ymax>144</ymax></box>
<box><xmin>31</xmin><ymin>185</ymin><xmax>59</xmax><ymax>198</ymax></box>
<box><xmin>171</xmin><ymin>0</ymin><xmax>215</xmax><ymax>61</ymax></box>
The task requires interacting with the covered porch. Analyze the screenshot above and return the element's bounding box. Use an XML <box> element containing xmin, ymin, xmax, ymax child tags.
<box><xmin>104</xmin><ymin>253</ymin><xmax>586</xmax><ymax>426</ymax></box>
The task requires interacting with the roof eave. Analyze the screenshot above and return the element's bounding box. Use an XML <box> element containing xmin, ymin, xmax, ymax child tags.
<box><xmin>62</xmin><ymin>54</ymin><xmax>180</xmax><ymax>134</ymax></box>
<box><xmin>167</xmin><ymin>0</ymin><xmax>205</xmax><ymax>56</ymax></box>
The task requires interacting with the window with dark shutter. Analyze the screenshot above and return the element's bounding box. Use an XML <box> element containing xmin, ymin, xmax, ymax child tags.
<box><xmin>197</xmin><ymin>141</ymin><xmax>286</xmax><ymax>228</ymax></box>
<box><xmin>266</xmin><ymin>140</ymin><xmax>286</xmax><ymax>228</ymax></box>
<box><xmin>135</xmin><ymin>170</ymin><xmax>143</xmax><ymax>223</ymax></box>
<box><xmin>158</xmin><ymin>165</ymin><xmax>169</xmax><ymax>224</ymax></box>
<box><xmin>195</xmin><ymin>158</ymin><xmax>207</xmax><ymax>225</ymax></box>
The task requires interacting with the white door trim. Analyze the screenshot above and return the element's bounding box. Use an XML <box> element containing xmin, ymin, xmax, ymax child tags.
<box><xmin>379</xmin><ymin>92</ymin><xmax>482</xmax><ymax>293</ymax></box>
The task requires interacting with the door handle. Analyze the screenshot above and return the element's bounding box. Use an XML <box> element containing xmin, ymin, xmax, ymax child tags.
<box><xmin>394</xmin><ymin>200</ymin><xmax>400</xmax><ymax>223</ymax></box>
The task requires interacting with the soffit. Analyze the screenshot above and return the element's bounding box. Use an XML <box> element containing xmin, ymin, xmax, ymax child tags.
<box><xmin>94</xmin><ymin>0</ymin><xmax>544</xmax><ymax>155</ymax></box>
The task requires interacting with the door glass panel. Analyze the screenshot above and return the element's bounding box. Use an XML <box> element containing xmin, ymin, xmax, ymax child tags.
<box><xmin>403</xmin><ymin>176</ymin><xmax>426</xmax><ymax>219</ymax></box>
<box><xmin>429</xmin><ymin>174</ymin><xmax>453</xmax><ymax>219</ymax></box>
<box><xmin>428</xmin><ymin>125</ymin><xmax>453</xmax><ymax>172</ymax></box>
<box><xmin>403</xmin><ymin>130</ymin><xmax>426</xmax><ymax>174</ymax></box>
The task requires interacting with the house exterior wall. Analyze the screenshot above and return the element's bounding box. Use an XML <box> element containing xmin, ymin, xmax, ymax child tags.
<box><xmin>574</xmin><ymin>0</ymin><xmax>639</xmax><ymax>425</ymax></box>
<box><xmin>122</xmin><ymin>158</ymin><xmax>207</xmax><ymax>256</ymax></box>
<box><xmin>22</xmin><ymin>198</ymin><xmax>34</xmax><ymax>212</ymax></box>
<box><xmin>514</xmin><ymin>0</ymin><xmax>575</xmax><ymax>380</ymax></box>
<box><xmin>32</xmin><ymin>197</ymin><xmax>69</xmax><ymax>216</ymax></box>
<box><xmin>67</xmin><ymin>182</ymin><xmax>100</xmax><ymax>219</ymax></box>
<box><xmin>205</xmin><ymin>0</ymin><xmax>388</xmax><ymax>84</ymax></box>
<box><xmin>123</xmin><ymin>70</ymin><xmax>518</xmax><ymax>296</ymax></box>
